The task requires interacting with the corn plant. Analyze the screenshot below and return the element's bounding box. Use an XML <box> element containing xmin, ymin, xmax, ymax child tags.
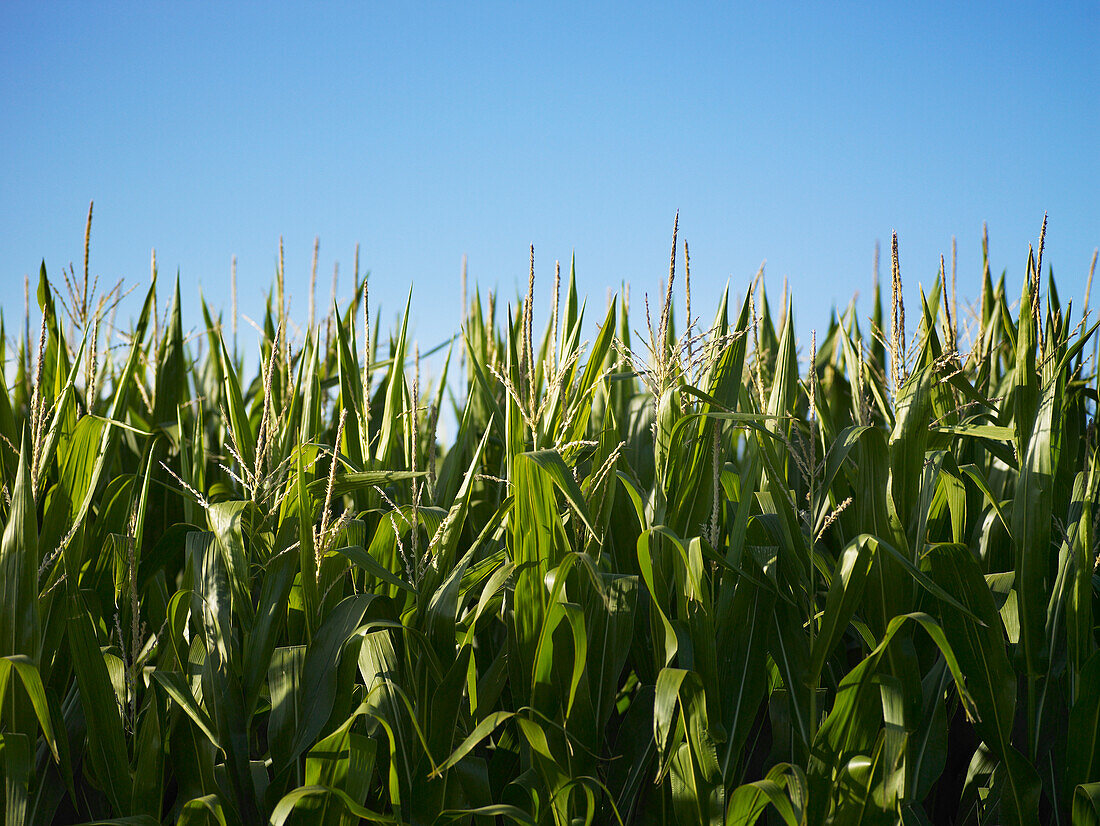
<box><xmin>1</xmin><ymin>213</ymin><xmax>1098</xmax><ymax>825</ymax></box>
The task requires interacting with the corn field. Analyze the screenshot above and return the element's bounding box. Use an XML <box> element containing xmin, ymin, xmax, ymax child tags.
<box><xmin>1</xmin><ymin>217</ymin><xmax>1099</xmax><ymax>825</ymax></box>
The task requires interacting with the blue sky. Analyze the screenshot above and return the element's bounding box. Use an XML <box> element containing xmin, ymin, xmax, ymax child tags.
<box><xmin>2</xmin><ymin>2</ymin><xmax>1097</xmax><ymax>366</ymax></box>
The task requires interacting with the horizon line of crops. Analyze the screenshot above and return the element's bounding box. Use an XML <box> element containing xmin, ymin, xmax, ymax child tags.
<box><xmin>1</xmin><ymin>207</ymin><xmax>1099</xmax><ymax>825</ymax></box>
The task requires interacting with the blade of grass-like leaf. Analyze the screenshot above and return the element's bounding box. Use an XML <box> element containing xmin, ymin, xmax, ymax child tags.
<box><xmin>269</xmin><ymin>784</ymin><xmax>401</xmax><ymax>825</ymax></box>
<box><xmin>958</xmin><ymin>463</ymin><xmax>1012</xmax><ymax>539</ymax></box>
<box><xmin>808</xmin><ymin>611</ymin><xmax>974</xmax><ymax>822</ymax></box>
<box><xmin>219</xmin><ymin>337</ymin><xmax>256</xmax><ymax>479</ymax></box>
<box><xmin>561</xmin><ymin>300</ymin><xmax>617</xmax><ymax>444</ymax></box>
<box><xmin>1074</xmin><ymin>784</ymin><xmax>1100</xmax><ymax>826</ymax></box>
<box><xmin>0</xmin><ymin>657</ymin><xmax>58</xmax><ymax>761</ymax></box>
<box><xmin>664</xmin><ymin>666</ymin><xmax>724</xmax><ymax>825</ymax></box>
<box><xmin>436</xmin><ymin>804</ymin><xmax>536</xmax><ymax>825</ymax></box>
<box><xmin>926</xmin><ymin>544</ymin><xmax>1040</xmax><ymax>825</ymax></box>
<box><xmin>584</xmin><ymin>571</ymin><xmax>637</xmax><ymax>736</ymax></box>
<box><xmin>533</xmin><ymin>570</ymin><xmax>589</xmax><ymax>720</ymax></box>
<box><xmin>204</xmin><ymin>501</ymin><xmax>256</xmax><ymax>632</ymax></box>
<box><xmin>39</xmin><ymin>393</ymin><xmax>102</xmax><ymax>553</ymax></box>
<box><xmin>716</xmin><ymin>556</ymin><xmax>775</xmax><ymax>782</ymax></box>
<box><xmin>191</xmin><ymin>528</ymin><xmax>258</xmax><ymax>826</ymax></box>
<box><xmin>335</xmin><ymin>545</ymin><xmax>415</xmax><ymax>593</ymax></box>
<box><xmin>861</xmin><ymin>534</ymin><xmax>982</xmax><ymax>623</ymax></box>
<box><xmin>2</xmin><ymin>732</ymin><xmax>30</xmax><ymax>826</ymax></box>
<box><xmin>333</xmin><ymin>298</ymin><xmax>366</xmax><ymax>469</ymax></box>
<box><xmin>809</xmin><ymin>535</ymin><xmax>875</xmax><ymax>682</ymax></box>
<box><xmin>818</xmin><ymin>425</ymin><xmax>873</xmax><ymax>509</ymax></box>
<box><xmin>521</xmin><ymin>450</ymin><xmax>598</xmax><ymax>541</ymax></box>
<box><xmin>636</xmin><ymin>529</ymin><xmax>680</xmax><ymax>669</ymax></box>
<box><xmin>887</xmin><ymin>366</ymin><xmax>933</xmax><ymax>549</ymax></box>
<box><xmin>266</xmin><ymin>645</ymin><xmax>306</xmax><ymax>775</ymax></box>
<box><xmin>174</xmin><ymin>794</ymin><xmax>231</xmax><ymax>826</ymax></box>
<box><xmin>725</xmin><ymin>778</ymin><xmax>799</xmax><ymax>826</ymax></box>
<box><xmin>33</xmin><ymin>332</ymin><xmax>86</xmax><ymax>497</ymax></box>
<box><xmin>770</xmin><ymin>593</ymin><xmax>813</xmax><ymax>757</ymax></box>
<box><xmin>1067</xmin><ymin>459</ymin><xmax>1099</xmax><ymax>682</ymax></box>
<box><xmin>305</xmin><ymin>468</ymin><xmax>429</xmax><ymax>494</ymax></box>
<box><xmin>424</xmin><ymin>544</ymin><xmax>471</xmax><ymax>662</ymax></box>
<box><xmin>423</xmin><ymin>418</ymin><xmax>494</xmax><ymax>588</ymax></box>
<box><xmin>129</xmin><ymin>685</ymin><xmax>167</xmax><ymax>819</ymax></box>
<box><xmin>242</xmin><ymin>545</ymin><xmax>297</xmax><ymax>717</ymax></box>
<box><xmin>1067</xmin><ymin>651</ymin><xmax>1100</xmax><ymax>808</ymax></box>
<box><xmin>828</xmin><ymin>740</ymin><xmax>893</xmax><ymax>825</ymax></box>
<box><xmin>151</xmin><ymin>277</ymin><xmax>188</xmax><ymax>428</ymax></box>
<box><xmin>766</xmin><ymin>297</ymin><xmax>799</xmax><ymax>440</ymax></box>
<box><xmin>375</xmin><ymin>289</ymin><xmax>412</xmax><ymax>466</ymax></box>
<box><xmin>615</xmin><ymin>470</ymin><xmax>648</xmax><ymax>532</ymax></box>
<box><xmin>66</xmin><ymin>596</ymin><xmax>133</xmax><ymax>814</ymax></box>
<box><xmin>930</xmin><ymin>424</ymin><xmax>1014</xmax><ymax>441</ymax></box>
<box><xmin>0</xmin><ymin>435</ymin><xmax>38</xmax><ymax>661</ymax></box>
<box><xmin>294</xmin><ymin>447</ymin><xmax>320</xmax><ymax>634</ymax></box>
<box><xmin>433</xmin><ymin>710</ymin><xmax>516</xmax><ymax>775</ymax></box>
<box><xmin>151</xmin><ymin>671</ymin><xmax>219</xmax><ymax>749</ymax></box>
<box><xmin>285</xmin><ymin>593</ymin><xmax>392</xmax><ymax>767</ymax></box>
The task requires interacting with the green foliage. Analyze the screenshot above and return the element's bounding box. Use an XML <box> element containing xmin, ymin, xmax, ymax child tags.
<box><xmin>1</xmin><ymin>230</ymin><xmax>1098</xmax><ymax>825</ymax></box>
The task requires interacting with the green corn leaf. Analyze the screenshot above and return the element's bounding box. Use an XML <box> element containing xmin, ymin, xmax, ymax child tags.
<box><xmin>2</xmin><ymin>732</ymin><xmax>30</xmax><ymax>826</ymax></box>
<box><xmin>66</xmin><ymin>596</ymin><xmax>133</xmax><ymax>814</ymax></box>
<box><xmin>335</xmin><ymin>545</ymin><xmax>415</xmax><ymax>593</ymax></box>
<box><xmin>151</xmin><ymin>670</ymin><xmax>219</xmax><ymax>749</ymax></box>
<box><xmin>521</xmin><ymin>449</ymin><xmax>598</xmax><ymax>541</ymax></box>
<box><xmin>0</xmin><ymin>434</ymin><xmax>38</xmax><ymax>660</ymax></box>
<box><xmin>175</xmin><ymin>794</ymin><xmax>231</xmax><ymax>826</ymax></box>
<box><xmin>151</xmin><ymin>277</ymin><xmax>188</xmax><ymax>428</ymax></box>
<box><xmin>1067</xmin><ymin>651</ymin><xmax>1100</xmax><ymax>806</ymax></box>
<box><xmin>927</xmin><ymin>544</ymin><xmax>1041</xmax><ymax>825</ymax></box>
<box><xmin>434</xmin><ymin>710</ymin><xmax>516</xmax><ymax>775</ymax></box>
<box><xmin>808</xmin><ymin>611</ymin><xmax>972</xmax><ymax>822</ymax></box>
<box><xmin>285</xmin><ymin>593</ymin><xmax>392</xmax><ymax>767</ymax></box>
<box><xmin>436</xmin><ymin>804</ymin><xmax>536</xmax><ymax>825</ymax></box>
<box><xmin>270</xmin><ymin>784</ymin><xmax>401</xmax><ymax>825</ymax></box>
<box><xmin>716</xmin><ymin>554</ymin><xmax>775</xmax><ymax>782</ymax></box>
<box><xmin>375</xmin><ymin>290</ymin><xmax>412</xmax><ymax>467</ymax></box>
<box><xmin>219</xmin><ymin>337</ymin><xmax>256</xmax><ymax>478</ymax></box>
<box><xmin>1074</xmin><ymin>783</ymin><xmax>1100</xmax><ymax>826</ymax></box>
<box><xmin>725</xmin><ymin>763</ymin><xmax>804</xmax><ymax>826</ymax></box>
<box><xmin>266</xmin><ymin>644</ymin><xmax>306</xmax><ymax>772</ymax></box>
<box><xmin>332</xmin><ymin>297</ymin><xmax>366</xmax><ymax>469</ymax></box>
<box><xmin>809</xmin><ymin>534</ymin><xmax>875</xmax><ymax>682</ymax></box>
<box><xmin>0</xmin><ymin>656</ymin><xmax>59</xmax><ymax>761</ymax></box>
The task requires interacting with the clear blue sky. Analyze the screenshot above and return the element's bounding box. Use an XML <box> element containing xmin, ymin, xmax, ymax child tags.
<box><xmin>2</xmin><ymin>2</ymin><xmax>1097</xmax><ymax>365</ymax></box>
